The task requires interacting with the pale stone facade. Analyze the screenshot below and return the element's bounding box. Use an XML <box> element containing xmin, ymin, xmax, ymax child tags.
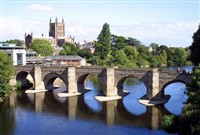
<box><xmin>25</xmin><ymin>17</ymin><xmax>75</xmax><ymax>48</ymax></box>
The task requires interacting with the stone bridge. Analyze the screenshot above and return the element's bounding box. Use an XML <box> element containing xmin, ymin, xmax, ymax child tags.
<box><xmin>12</xmin><ymin>65</ymin><xmax>192</xmax><ymax>104</ymax></box>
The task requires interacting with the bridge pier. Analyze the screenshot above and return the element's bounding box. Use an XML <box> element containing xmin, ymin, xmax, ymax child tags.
<box><xmin>25</xmin><ymin>66</ymin><xmax>47</xmax><ymax>93</ymax></box>
<box><xmin>139</xmin><ymin>68</ymin><xmax>170</xmax><ymax>106</ymax></box>
<box><xmin>58</xmin><ymin>67</ymin><xmax>80</xmax><ymax>97</ymax></box>
<box><xmin>96</xmin><ymin>68</ymin><xmax>122</xmax><ymax>101</ymax></box>
<box><xmin>147</xmin><ymin>68</ymin><xmax>159</xmax><ymax>99</ymax></box>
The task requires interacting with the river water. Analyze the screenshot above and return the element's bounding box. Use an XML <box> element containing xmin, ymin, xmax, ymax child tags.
<box><xmin>0</xmin><ymin>67</ymin><xmax>191</xmax><ymax>135</ymax></box>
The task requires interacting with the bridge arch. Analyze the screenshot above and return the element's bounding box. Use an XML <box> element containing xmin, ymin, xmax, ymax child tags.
<box><xmin>115</xmin><ymin>75</ymin><xmax>148</xmax><ymax>95</ymax></box>
<box><xmin>160</xmin><ymin>79</ymin><xmax>188</xmax><ymax>94</ymax></box>
<box><xmin>43</xmin><ymin>72</ymin><xmax>67</xmax><ymax>90</ymax></box>
<box><xmin>77</xmin><ymin>73</ymin><xmax>103</xmax><ymax>93</ymax></box>
<box><xmin>16</xmin><ymin>71</ymin><xmax>34</xmax><ymax>89</ymax></box>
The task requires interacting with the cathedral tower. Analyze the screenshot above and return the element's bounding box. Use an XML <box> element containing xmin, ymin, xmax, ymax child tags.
<box><xmin>49</xmin><ymin>17</ymin><xmax>65</xmax><ymax>45</ymax></box>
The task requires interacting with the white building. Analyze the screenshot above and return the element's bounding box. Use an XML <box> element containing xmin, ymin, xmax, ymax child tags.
<box><xmin>0</xmin><ymin>43</ymin><xmax>26</xmax><ymax>65</ymax></box>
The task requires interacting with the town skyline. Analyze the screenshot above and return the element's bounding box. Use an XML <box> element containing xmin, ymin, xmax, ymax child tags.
<box><xmin>0</xmin><ymin>0</ymin><xmax>199</xmax><ymax>47</ymax></box>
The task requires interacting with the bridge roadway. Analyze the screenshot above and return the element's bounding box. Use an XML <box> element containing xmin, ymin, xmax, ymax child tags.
<box><xmin>12</xmin><ymin>65</ymin><xmax>192</xmax><ymax>105</ymax></box>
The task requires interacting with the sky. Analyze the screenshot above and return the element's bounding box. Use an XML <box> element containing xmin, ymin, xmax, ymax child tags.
<box><xmin>0</xmin><ymin>0</ymin><xmax>199</xmax><ymax>47</ymax></box>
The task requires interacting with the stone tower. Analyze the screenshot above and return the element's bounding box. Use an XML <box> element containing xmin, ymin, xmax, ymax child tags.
<box><xmin>49</xmin><ymin>17</ymin><xmax>65</xmax><ymax>45</ymax></box>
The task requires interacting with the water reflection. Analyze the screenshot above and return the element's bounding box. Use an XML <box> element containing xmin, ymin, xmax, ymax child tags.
<box><xmin>0</xmin><ymin>75</ymin><xmax>188</xmax><ymax>135</ymax></box>
<box><xmin>123</xmin><ymin>77</ymin><xmax>147</xmax><ymax>115</ymax></box>
<box><xmin>164</xmin><ymin>82</ymin><xmax>188</xmax><ymax>115</ymax></box>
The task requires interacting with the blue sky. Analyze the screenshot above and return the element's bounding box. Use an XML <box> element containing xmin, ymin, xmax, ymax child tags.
<box><xmin>0</xmin><ymin>0</ymin><xmax>199</xmax><ymax>47</ymax></box>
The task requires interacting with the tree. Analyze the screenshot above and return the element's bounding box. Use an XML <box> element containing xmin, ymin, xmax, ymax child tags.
<box><xmin>174</xmin><ymin>48</ymin><xmax>187</xmax><ymax>66</ymax></box>
<box><xmin>123</xmin><ymin>46</ymin><xmax>139</xmax><ymax>61</ymax></box>
<box><xmin>113</xmin><ymin>50</ymin><xmax>127</xmax><ymax>66</ymax></box>
<box><xmin>78</xmin><ymin>49</ymin><xmax>93</xmax><ymax>59</ymax></box>
<box><xmin>59</xmin><ymin>42</ymin><xmax>79</xmax><ymax>55</ymax></box>
<box><xmin>2</xmin><ymin>39</ymin><xmax>23</xmax><ymax>46</ymax></box>
<box><xmin>0</xmin><ymin>51</ymin><xmax>15</xmax><ymax>97</ymax></box>
<box><xmin>179</xmin><ymin>67</ymin><xmax>200</xmax><ymax>134</ymax></box>
<box><xmin>189</xmin><ymin>25</ymin><xmax>200</xmax><ymax>66</ymax></box>
<box><xmin>149</xmin><ymin>43</ymin><xmax>159</xmax><ymax>51</ymax></box>
<box><xmin>126</xmin><ymin>37</ymin><xmax>142</xmax><ymax>47</ymax></box>
<box><xmin>30</xmin><ymin>39</ymin><xmax>53</xmax><ymax>56</ymax></box>
<box><xmin>94</xmin><ymin>23</ymin><xmax>111</xmax><ymax>59</ymax></box>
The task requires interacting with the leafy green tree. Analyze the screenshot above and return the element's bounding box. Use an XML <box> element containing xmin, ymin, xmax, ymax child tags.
<box><xmin>126</xmin><ymin>37</ymin><xmax>142</xmax><ymax>47</ymax></box>
<box><xmin>1</xmin><ymin>39</ymin><xmax>23</xmax><ymax>46</ymax></box>
<box><xmin>175</xmin><ymin>48</ymin><xmax>187</xmax><ymax>65</ymax></box>
<box><xmin>94</xmin><ymin>23</ymin><xmax>111</xmax><ymax>59</ymax></box>
<box><xmin>178</xmin><ymin>67</ymin><xmax>200</xmax><ymax>135</ymax></box>
<box><xmin>30</xmin><ymin>39</ymin><xmax>53</xmax><ymax>56</ymax></box>
<box><xmin>160</xmin><ymin>50</ymin><xmax>168</xmax><ymax>65</ymax></box>
<box><xmin>0</xmin><ymin>51</ymin><xmax>15</xmax><ymax>97</ymax></box>
<box><xmin>189</xmin><ymin>25</ymin><xmax>200</xmax><ymax>66</ymax></box>
<box><xmin>137</xmin><ymin>45</ymin><xmax>150</xmax><ymax>60</ymax></box>
<box><xmin>149</xmin><ymin>55</ymin><xmax>161</xmax><ymax>67</ymax></box>
<box><xmin>123</xmin><ymin>46</ymin><xmax>139</xmax><ymax>61</ymax></box>
<box><xmin>149</xmin><ymin>43</ymin><xmax>159</xmax><ymax>51</ymax></box>
<box><xmin>159</xmin><ymin>45</ymin><xmax>168</xmax><ymax>51</ymax></box>
<box><xmin>136</xmin><ymin>55</ymin><xmax>147</xmax><ymax>68</ymax></box>
<box><xmin>60</xmin><ymin>42</ymin><xmax>79</xmax><ymax>55</ymax></box>
<box><xmin>113</xmin><ymin>50</ymin><xmax>127</xmax><ymax>66</ymax></box>
<box><xmin>78</xmin><ymin>49</ymin><xmax>93</xmax><ymax>59</ymax></box>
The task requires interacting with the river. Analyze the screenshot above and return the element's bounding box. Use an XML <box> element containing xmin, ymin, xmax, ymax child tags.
<box><xmin>0</xmin><ymin>66</ymin><xmax>191</xmax><ymax>135</ymax></box>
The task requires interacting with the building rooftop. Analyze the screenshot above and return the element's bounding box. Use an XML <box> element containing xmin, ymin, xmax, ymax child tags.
<box><xmin>45</xmin><ymin>55</ymin><xmax>84</xmax><ymax>61</ymax></box>
<box><xmin>0</xmin><ymin>43</ymin><xmax>24</xmax><ymax>49</ymax></box>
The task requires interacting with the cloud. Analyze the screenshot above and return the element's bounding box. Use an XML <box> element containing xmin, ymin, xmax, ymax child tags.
<box><xmin>0</xmin><ymin>17</ymin><xmax>48</xmax><ymax>41</ymax></box>
<box><xmin>0</xmin><ymin>17</ymin><xmax>25</xmax><ymax>41</ymax></box>
<box><xmin>111</xmin><ymin>22</ymin><xmax>198</xmax><ymax>47</ymax></box>
<box><xmin>25</xmin><ymin>4</ymin><xmax>52</xmax><ymax>12</ymax></box>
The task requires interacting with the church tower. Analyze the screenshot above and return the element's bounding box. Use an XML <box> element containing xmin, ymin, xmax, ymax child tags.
<box><xmin>49</xmin><ymin>17</ymin><xmax>65</xmax><ymax>45</ymax></box>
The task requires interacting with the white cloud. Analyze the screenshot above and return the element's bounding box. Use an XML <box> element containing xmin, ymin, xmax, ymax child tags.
<box><xmin>25</xmin><ymin>4</ymin><xmax>52</xmax><ymax>12</ymax></box>
<box><xmin>0</xmin><ymin>17</ymin><xmax>24</xmax><ymax>41</ymax></box>
<box><xmin>111</xmin><ymin>22</ymin><xmax>198</xmax><ymax>47</ymax></box>
<box><xmin>0</xmin><ymin>17</ymin><xmax>48</xmax><ymax>41</ymax></box>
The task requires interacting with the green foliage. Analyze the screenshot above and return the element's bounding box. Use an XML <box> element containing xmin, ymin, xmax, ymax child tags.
<box><xmin>113</xmin><ymin>50</ymin><xmax>127</xmax><ymax>66</ymax></box>
<box><xmin>94</xmin><ymin>23</ymin><xmax>111</xmax><ymax>59</ymax></box>
<box><xmin>15</xmin><ymin>81</ymin><xmax>22</xmax><ymax>90</ymax></box>
<box><xmin>60</xmin><ymin>42</ymin><xmax>79</xmax><ymax>55</ymax></box>
<box><xmin>30</xmin><ymin>39</ymin><xmax>53</xmax><ymax>56</ymax></box>
<box><xmin>1</xmin><ymin>39</ymin><xmax>23</xmax><ymax>46</ymax></box>
<box><xmin>87</xmin><ymin>23</ymin><xmax>190</xmax><ymax>67</ymax></box>
<box><xmin>161</xmin><ymin>115</ymin><xmax>179</xmax><ymax>133</ymax></box>
<box><xmin>172</xmin><ymin>66</ymin><xmax>200</xmax><ymax>135</ymax></box>
<box><xmin>149</xmin><ymin>43</ymin><xmax>159</xmax><ymax>51</ymax></box>
<box><xmin>189</xmin><ymin>25</ymin><xmax>200</xmax><ymax>66</ymax></box>
<box><xmin>78</xmin><ymin>49</ymin><xmax>93</xmax><ymax>59</ymax></box>
<box><xmin>123</xmin><ymin>46</ymin><xmax>139</xmax><ymax>61</ymax></box>
<box><xmin>0</xmin><ymin>51</ymin><xmax>15</xmax><ymax>97</ymax></box>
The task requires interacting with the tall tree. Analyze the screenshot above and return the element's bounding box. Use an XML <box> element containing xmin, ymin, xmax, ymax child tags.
<box><xmin>30</xmin><ymin>39</ymin><xmax>53</xmax><ymax>56</ymax></box>
<box><xmin>94</xmin><ymin>23</ymin><xmax>111</xmax><ymax>59</ymax></box>
<box><xmin>189</xmin><ymin>25</ymin><xmax>200</xmax><ymax>66</ymax></box>
<box><xmin>0</xmin><ymin>52</ymin><xmax>15</xmax><ymax>97</ymax></box>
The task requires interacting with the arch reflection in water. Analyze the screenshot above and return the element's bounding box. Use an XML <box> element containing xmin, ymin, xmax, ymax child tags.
<box><xmin>83</xmin><ymin>75</ymin><xmax>102</xmax><ymax>113</ymax></box>
<box><xmin>122</xmin><ymin>77</ymin><xmax>147</xmax><ymax>115</ymax></box>
<box><xmin>164</xmin><ymin>82</ymin><xmax>188</xmax><ymax>115</ymax></box>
